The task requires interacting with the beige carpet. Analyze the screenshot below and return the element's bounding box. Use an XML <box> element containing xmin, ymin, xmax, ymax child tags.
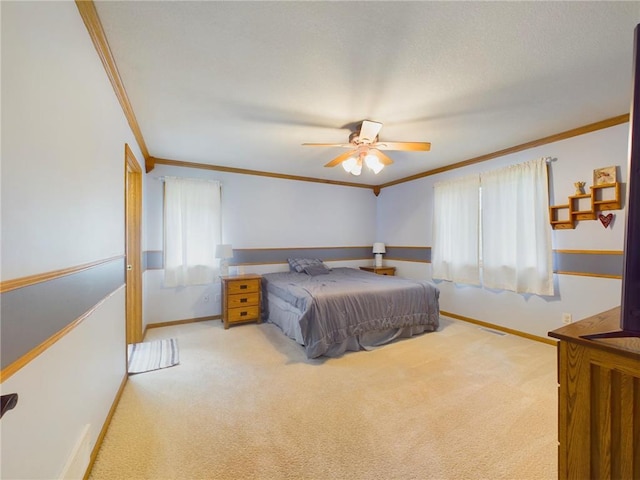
<box><xmin>90</xmin><ymin>316</ymin><xmax>557</xmax><ymax>480</ymax></box>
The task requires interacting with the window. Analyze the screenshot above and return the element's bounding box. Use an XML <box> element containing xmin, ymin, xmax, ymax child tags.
<box><xmin>163</xmin><ymin>177</ymin><xmax>222</xmax><ymax>287</ymax></box>
<box><xmin>432</xmin><ymin>158</ymin><xmax>553</xmax><ymax>296</ymax></box>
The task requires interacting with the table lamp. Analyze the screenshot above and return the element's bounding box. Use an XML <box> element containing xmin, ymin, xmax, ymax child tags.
<box><xmin>372</xmin><ymin>242</ymin><xmax>386</xmax><ymax>267</ymax></box>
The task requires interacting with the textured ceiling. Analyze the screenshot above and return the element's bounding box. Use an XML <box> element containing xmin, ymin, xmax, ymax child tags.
<box><xmin>95</xmin><ymin>1</ymin><xmax>640</xmax><ymax>185</ymax></box>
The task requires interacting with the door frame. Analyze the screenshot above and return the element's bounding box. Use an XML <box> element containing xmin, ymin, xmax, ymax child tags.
<box><xmin>125</xmin><ymin>144</ymin><xmax>143</xmax><ymax>344</ymax></box>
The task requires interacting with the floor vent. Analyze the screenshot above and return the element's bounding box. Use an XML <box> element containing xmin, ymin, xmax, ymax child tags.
<box><xmin>480</xmin><ymin>327</ymin><xmax>507</xmax><ymax>336</ymax></box>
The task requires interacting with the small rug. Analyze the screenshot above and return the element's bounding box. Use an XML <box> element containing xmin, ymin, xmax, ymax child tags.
<box><xmin>127</xmin><ymin>338</ymin><xmax>179</xmax><ymax>374</ymax></box>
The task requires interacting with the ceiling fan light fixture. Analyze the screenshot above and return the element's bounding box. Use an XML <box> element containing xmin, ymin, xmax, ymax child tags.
<box><xmin>364</xmin><ymin>153</ymin><xmax>384</xmax><ymax>174</ymax></box>
<box><xmin>348</xmin><ymin>156</ymin><xmax>363</xmax><ymax>176</ymax></box>
<box><xmin>305</xmin><ymin>120</ymin><xmax>429</xmax><ymax>175</ymax></box>
<box><xmin>342</xmin><ymin>156</ymin><xmax>358</xmax><ymax>173</ymax></box>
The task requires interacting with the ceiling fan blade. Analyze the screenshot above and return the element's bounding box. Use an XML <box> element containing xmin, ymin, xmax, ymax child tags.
<box><xmin>358</xmin><ymin>120</ymin><xmax>383</xmax><ymax>144</ymax></box>
<box><xmin>324</xmin><ymin>150</ymin><xmax>357</xmax><ymax>168</ymax></box>
<box><xmin>369</xmin><ymin>149</ymin><xmax>394</xmax><ymax>166</ymax></box>
<box><xmin>302</xmin><ymin>143</ymin><xmax>353</xmax><ymax>148</ymax></box>
<box><xmin>375</xmin><ymin>141</ymin><xmax>431</xmax><ymax>151</ymax></box>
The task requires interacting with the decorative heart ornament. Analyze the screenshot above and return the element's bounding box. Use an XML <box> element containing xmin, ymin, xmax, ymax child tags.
<box><xmin>599</xmin><ymin>213</ymin><xmax>614</xmax><ymax>228</ymax></box>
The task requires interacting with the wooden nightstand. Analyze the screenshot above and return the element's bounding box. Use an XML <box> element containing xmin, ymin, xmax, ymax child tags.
<box><xmin>220</xmin><ymin>274</ymin><xmax>262</xmax><ymax>329</ymax></box>
<box><xmin>360</xmin><ymin>266</ymin><xmax>396</xmax><ymax>276</ymax></box>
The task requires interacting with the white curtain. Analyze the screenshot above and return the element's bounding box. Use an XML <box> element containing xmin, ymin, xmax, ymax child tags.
<box><xmin>481</xmin><ymin>158</ymin><xmax>553</xmax><ymax>295</ymax></box>
<box><xmin>164</xmin><ymin>177</ymin><xmax>221</xmax><ymax>287</ymax></box>
<box><xmin>432</xmin><ymin>174</ymin><xmax>481</xmax><ymax>285</ymax></box>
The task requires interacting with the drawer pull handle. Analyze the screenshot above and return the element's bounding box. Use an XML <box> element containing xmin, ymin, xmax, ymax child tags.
<box><xmin>240</xmin><ymin>311</ymin><xmax>247</xmax><ymax>316</ymax></box>
<box><xmin>241</xmin><ymin>298</ymin><xmax>247</xmax><ymax>303</ymax></box>
<box><xmin>240</xmin><ymin>285</ymin><xmax>248</xmax><ymax>290</ymax></box>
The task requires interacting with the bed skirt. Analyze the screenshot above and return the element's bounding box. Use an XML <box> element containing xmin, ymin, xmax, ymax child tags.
<box><xmin>265</xmin><ymin>292</ymin><xmax>435</xmax><ymax>357</ymax></box>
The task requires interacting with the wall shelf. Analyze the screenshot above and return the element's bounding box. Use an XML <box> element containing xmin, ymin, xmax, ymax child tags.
<box><xmin>549</xmin><ymin>182</ymin><xmax>620</xmax><ymax>229</ymax></box>
<box><xmin>569</xmin><ymin>193</ymin><xmax>595</xmax><ymax>221</ymax></box>
<box><xmin>591</xmin><ymin>182</ymin><xmax>621</xmax><ymax>211</ymax></box>
<box><xmin>550</xmin><ymin>204</ymin><xmax>574</xmax><ymax>229</ymax></box>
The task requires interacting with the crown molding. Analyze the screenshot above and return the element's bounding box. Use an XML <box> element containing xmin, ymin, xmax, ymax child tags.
<box><xmin>75</xmin><ymin>0</ymin><xmax>150</xmax><ymax>165</ymax></box>
<box><xmin>151</xmin><ymin>157</ymin><xmax>377</xmax><ymax>191</ymax></box>
<box><xmin>149</xmin><ymin>115</ymin><xmax>629</xmax><ymax>194</ymax></box>
<box><xmin>378</xmin><ymin>114</ymin><xmax>630</xmax><ymax>189</ymax></box>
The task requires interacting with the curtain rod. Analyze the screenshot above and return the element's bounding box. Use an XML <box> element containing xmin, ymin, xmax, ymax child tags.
<box><xmin>152</xmin><ymin>176</ymin><xmax>220</xmax><ymax>184</ymax></box>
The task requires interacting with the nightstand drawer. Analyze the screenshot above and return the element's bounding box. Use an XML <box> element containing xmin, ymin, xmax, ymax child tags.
<box><xmin>376</xmin><ymin>268</ymin><xmax>395</xmax><ymax>276</ymax></box>
<box><xmin>228</xmin><ymin>305</ymin><xmax>260</xmax><ymax>323</ymax></box>
<box><xmin>228</xmin><ymin>292</ymin><xmax>259</xmax><ymax>308</ymax></box>
<box><xmin>227</xmin><ymin>279</ymin><xmax>260</xmax><ymax>295</ymax></box>
<box><xmin>359</xmin><ymin>266</ymin><xmax>396</xmax><ymax>276</ymax></box>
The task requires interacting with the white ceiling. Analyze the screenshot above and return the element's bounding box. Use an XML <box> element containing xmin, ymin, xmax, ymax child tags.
<box><xmin>95</xmin><ymin>1</ymin><xmax>640</xmax><ymax>185</ymax></box>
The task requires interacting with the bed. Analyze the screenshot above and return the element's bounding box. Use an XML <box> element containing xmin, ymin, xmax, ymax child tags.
<box><xmin>261</xmin><ymin>265</ymin><xmax>440</xmax><ymax>358</ymax></box>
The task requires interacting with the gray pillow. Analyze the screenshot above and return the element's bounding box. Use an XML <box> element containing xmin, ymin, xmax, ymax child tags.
<box><xmin>303</xmin><ymin>264</ymin><xmax>331</xmax><ymax>276</ymax></box>
<box><xmin>288</xmin><ymin>258</ymin><xmax>323</xmax><ymax>273</ymax></box>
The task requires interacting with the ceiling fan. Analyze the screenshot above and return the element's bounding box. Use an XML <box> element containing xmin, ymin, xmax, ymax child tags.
<box><xmin>302</xmin><ymin>120</ymin><xmax>431</xmax><ymax>176</ymax></box>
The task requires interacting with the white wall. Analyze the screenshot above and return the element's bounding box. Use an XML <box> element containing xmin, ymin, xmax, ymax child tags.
<box><xmin>1</xmin><ymin>3</ymin><xmax>143</xmax><ymax>478</ymax></box>
<box><xmin>144</xmin><ymin>164</ymin><xmax>377</xmax><ymax>325</ymax></box>
<box><xmin>377</xmin><ymin>123</ymin><xmax>629</xmax><ymax>338</ymax></box>
<box><xmin>0</xmin><ymin>289</ymin><xmax>126</xmax><ymax>479</ymax></box>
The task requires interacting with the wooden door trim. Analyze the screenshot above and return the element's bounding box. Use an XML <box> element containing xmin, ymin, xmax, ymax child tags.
<box><xmin>125</xmin><ymin>144</ymin><xmax>143</xmax><ymax>344</ymax></box>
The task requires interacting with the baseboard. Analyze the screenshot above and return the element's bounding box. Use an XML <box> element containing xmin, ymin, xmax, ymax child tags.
<box><xmin>84</xmin><ymin>373</ymin><xmax>128</xmax><ymax>480</ymax></box>
<box><xmin>60</xmin><ymin>424</ymin><xmax>91</xmax><ymax>480</ymax></box>
<box><xmin>145</xmin><ymin>315</ymin><xmax>222</xmax><ymax>331</ymax></box>
<box><xmin>440</xmin><ymin>310</ymin><xmax>557</xmax><ymax>346</ymax></box>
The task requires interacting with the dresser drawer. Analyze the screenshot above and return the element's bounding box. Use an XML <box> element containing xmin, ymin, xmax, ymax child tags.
<box><xmin>228</xmin><ymin>292</ymin><xmax>259</xmax><ymax>308</ymax></box>
<box><xmin>227</xmin><ymin>279</ymin><xmax>260</xmax><ymax>295</ymax></box>
<box><xmin>228</xmin><ymin>305</ymin><xmax>260</xmax><ymax>323</ymax></box>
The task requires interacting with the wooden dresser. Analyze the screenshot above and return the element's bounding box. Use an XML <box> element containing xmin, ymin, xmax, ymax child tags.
<box><xmin>221</xmin><ymin>274</ymin><xmax>261</xmax><ymax>329</ymax></box>
<box><xmin>549</xmin><ymin>307</ymin><xmax>640</xmax><ymax>480</ymax></box>
<box><xmin>359</xmin><ymin>266</ymin><xmax>396</xmax><ymax>276</ymax></box>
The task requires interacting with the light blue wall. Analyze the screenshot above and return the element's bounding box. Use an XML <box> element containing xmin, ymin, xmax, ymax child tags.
<box><xmin>377</xmin><ymin>123</ymin><xmax>629</xmax><ymax>338</ymax></box>
<box><xmin>143</xmin><ymin>164</ymin><xmax>377</xmax><ymax>325</ymax></box>
<box><xmin>143</xmin><ymin>126</ymin><xmax>630</xmax><ymax>336</ymax></box>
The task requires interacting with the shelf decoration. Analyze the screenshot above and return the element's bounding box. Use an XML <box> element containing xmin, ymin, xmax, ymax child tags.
<box><xmin>599</xmin><ymin>213</ymin><xmax>614</xmax><ymax>228</ymax></box>
<box><xmin>593</xmin><ymin>166</ymin><xmax>617</xmax><ymax>185</ymax></box>
<box><xmin>574</xmin><ymin>181</ymin><xmax>586</xmax><ymax>194</ymax></box>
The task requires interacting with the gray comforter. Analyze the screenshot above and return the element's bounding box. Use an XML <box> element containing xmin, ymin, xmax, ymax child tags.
<box><xmin>262</xmin><ymin>267</ymin><xmax>439</xmax><ymax>358</ymax></box>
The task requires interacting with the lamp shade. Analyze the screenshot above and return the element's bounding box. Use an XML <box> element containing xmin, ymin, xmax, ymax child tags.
<box><xmin>342</xmin><ymin>156</ymin><xmax>357</xmax><ymax>173</ymax></box>
<box><xmin>364</xmin><ymin>154</ymin><xmax>384</xmax><ymax>174</ymax></box>
<box><xmin>215</xmin><ymin>244</ymin><xmax>233</xmax><ymax>259</ymax></box>
<box><xmin>372</xmin><ymin>242</ymin><xmax>386</xmax><ymax>254</ymax></box>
